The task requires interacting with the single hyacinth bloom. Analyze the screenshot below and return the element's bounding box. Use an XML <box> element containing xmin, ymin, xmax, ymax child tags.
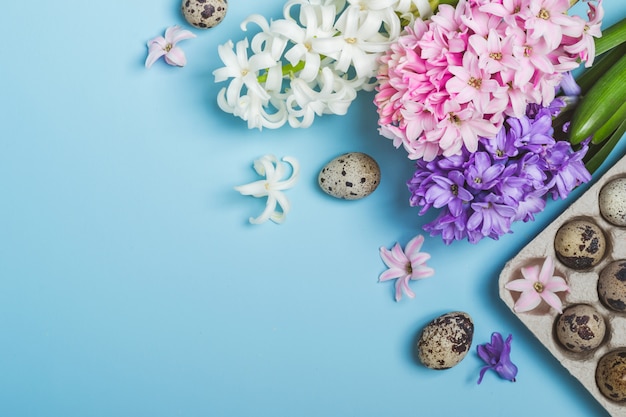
<box><xmin>505</xmin><ymin>256</ymin><xmax>570</xmax><ymax>313</ymax></box>
<box><xmin>145</xmin><ymin>26</ymin><xmax>196</xmax><ymax>68</ymax></box>
<box><xmin>234</xmin><ymin>155</ymin><xmax>300</xmax><ymax>224</ymax></box>
<box><xmin>477</xmin><ymin>332</ymin><xmax>518</xmax><ymax>384</ymax></box>
<box><xmin>379</xmin><ymin>234</ymin><xmax>434</xmax><ymax>301</ymax></box>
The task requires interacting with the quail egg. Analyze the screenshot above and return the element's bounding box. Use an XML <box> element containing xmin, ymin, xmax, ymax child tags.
<box><xmin>318</xmin><ymin>152</ymin><xmax>381</xmax><ymax>200</ymax></box>
<box><xmin>554</xmin><ymin>219</ymin><xmax>606</xmax><ymax>270</ymax></box>
<box><xmin>599</xmin><ymin>177</ymin><xmax>626</xmax><ymax>226</ymax></box>
<box><xmin>555</xmin><ymin>304</ymin><xmax>606</xmax><ymax>353</ymax></box>
<box><xmin>417</xmin><ymin>311</ymin><xmax>474</xmax><ymax>369</ymax></box>
<box><xmin>596</xmin><ymin>349</ymin><xmax>626</xmax><ymax>402</ymax></box>
<box><xmin>182</xmin><ymin>0</ymin><xmax>228</xmax><ymax>29</ymax></box>
<box><xmin>598</xmin><ymin>260</ymin><xmax>626</xmax><ymax>312</ymax></box>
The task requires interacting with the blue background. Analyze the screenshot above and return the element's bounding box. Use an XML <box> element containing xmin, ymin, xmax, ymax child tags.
<box><xmin>1</xmin><ymin>1</ymin><xmax>625</xmax><ymax>416</ymax></box>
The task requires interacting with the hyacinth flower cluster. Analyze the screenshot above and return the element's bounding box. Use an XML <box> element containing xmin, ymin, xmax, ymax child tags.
<box><xmin>375</xmin><ymin>0</ymin><xmax>603</xmax><ymax>161</ymax></box>
<box><xmin>407</xmin><ymin>99</ymin><xmax>591</xmax><ymax>244</ymax></box>
<box><xmin>213</xmin><ymin>0</ymin><xmax>439</xmax><ymax>129</ymax></box>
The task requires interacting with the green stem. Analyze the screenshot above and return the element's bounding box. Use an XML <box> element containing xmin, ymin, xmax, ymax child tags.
<box><xmin>436</xmin><ymin>0</ymin><xmax>459</xmax><ymax>6</ymax></box>
<box><xmin>257</xmin><ymin>60</ymin><xmax>307</xmax><ymax>84</ymax></box>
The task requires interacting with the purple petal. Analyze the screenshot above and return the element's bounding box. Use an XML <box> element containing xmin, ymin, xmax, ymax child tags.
<box><xmin>477</xmin><ymin>366</ymin><xmax>491</xmax><ymax>385</ymax></box>
<box><xmin>559</xmin><ymin>71</ymin><xmax>581</xmax><ymax>96</ymax></box>
<box><xmin>494</xmin><ymin>334</ymin><xmax>518</xmax><ymax>382</ymax></box>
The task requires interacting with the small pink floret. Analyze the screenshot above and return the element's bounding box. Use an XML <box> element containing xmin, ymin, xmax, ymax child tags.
<box><xmin>145</xmin><ymin>25</ymin><xmax>196</xmax><ymax>69</ymax></box>
<box><xmin>379</xmin><ymin>234</ymin><xmax>435</xmax><ymax>301</ymax></box>
<box><xmin>505</xmin><ymin>256</ymin><xmax>570</xmax><ymax>313</ymax></box>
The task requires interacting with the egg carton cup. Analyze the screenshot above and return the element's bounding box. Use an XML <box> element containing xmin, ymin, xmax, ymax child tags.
<box><xmin>499</xmin><ymin>153</ymin><xmax>626</xmax><ymax>417</ymax></box>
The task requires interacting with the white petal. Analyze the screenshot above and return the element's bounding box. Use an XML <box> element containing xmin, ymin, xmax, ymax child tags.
<box><xmin>234</xmin><ymin>180</ymin><xmax>269</xmax><ymax>197</ymax></box>
<box><xmin>249</xmin><ymin>194</ymin><xmax>277</xmax><ymax>224</ymax></box>
<box><xmin>242</xmin><ymin>14</ymin><xmax>271</xmax><ymax>33</ymax></box>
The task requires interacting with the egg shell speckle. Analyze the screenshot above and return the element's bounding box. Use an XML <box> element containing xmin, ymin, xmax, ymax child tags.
<box><xmin>599</xmin><ymin>177</ymin><xmax>626</xmax><ymax>226</ymax></box>
<box><xmin>417</xmin><ymin>311</ymin><xmax>474</xmax><ymax>370</ymax></box>
<box><xmin>318</xmin><ymin>152</ymin><xmax>380</xmax><ymax>200</ymax></box>
<box><xmin>554</xmin><ymin>219</ymin><xmax>606</xmax><ymax>270</ymax></box>
<box><xmin>182</xmin><ymin>0</ymin><xmax>228</xmax><ymax>29</ymax></box>
<box><xmin>598</xmin><ymin>260</ymin><xmax>626</xmax><ymax>312</ymax></box>
<box><xmin>555</xmin><ymin>304</ymin><xmax>606</xmax><ymax>353</ymax></box>
<box><xmin>596</xmin><ymin>349</ymin><xmax>626</xmax><ymax>402</ymax></box>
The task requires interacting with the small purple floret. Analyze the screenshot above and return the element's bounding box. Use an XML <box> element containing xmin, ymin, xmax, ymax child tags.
<box><xmin>477</xmin><ymin>332</ymin><xmax>518</xmax><ymax>384</ymax></box>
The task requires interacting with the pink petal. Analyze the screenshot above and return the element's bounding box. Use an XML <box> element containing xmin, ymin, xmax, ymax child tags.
<box><xmin>541</xmin><ymin>291</ymin><xmax>564</xmax><ymax>313</ymax></box>
<box><xmin>446</xmin><ymin>76</ymin><xmax>469</xmax><ymax>95</ymax></box>
<box><xmin>538</xmin><ymin>256</ymin><xmax>555</xmax><ymax>284</ymax></box>
<box><xmin>513</xmin><ymin>290</ymin><xmax>542</xmax><ymax>313</ymax></box>
<box><xmin>544</xmin><ymin>276</ymin><xmax>570</xmax><ymax>293</ymax></box>
<box><xmin>147</xmin><ymin>36</ymin><xmax>167</xmax><ymax>49</ymax></box>
<box><xmin>164</xmin><ymin>47</ymin><xmax>187</xmax><ymax>67</ymax></box>
<box><xmin>505</xmin><ymin>278</ymin><xmax>534</xmax><ymax>292</ymax></box>
<box><xmin>410</xmin><ymin>252</ymin><xmax>431</xmax><ymax>266</ymax></box>
<box><xmin>390</xmin><ymin>243</ymin><xmax>409</xmax><ymax>264</ymax></box>
<box><xmin>399</xmin><ymin>277</ymin><xmax>415</xmax><ymax>300</ymax></box>
<box><xmin>520</xmin><ymin>265</ymin><xmax>540</xmax><ymax>282</ymax></box>
<box><xmin>379</xmin><ymin>268</ymin><xmax>405</xmax><ymax>282</ymax></box>
<box><xmin>145</xmin><ymin>49</ymin><xmax>166</xmax><ymax>68</ymax></box>
<box><xmin>411</xmin><ymin>265</ymin><xmax>434</xmax><ymax>279</ymax></box>
<box><xmin>169</xmin><ymin>27</ymin><xmax>196</xmax><ymax>44</ymax></box>
<box><xmin>379</xmin><ymin>247</ymin><xmax>402</xmax><ymax>269</ymax></box>
<box><xmin>404</xmin><ymin>234</ymin><xmax>425</xmax><ymax>256</ymax></box>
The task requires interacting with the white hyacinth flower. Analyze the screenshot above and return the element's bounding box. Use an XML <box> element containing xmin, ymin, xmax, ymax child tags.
<box><xmin>286</xmin><ymin>67</ymin><xmax>357</xmax><ymax>128</ymax></box>
<box><xmin>312</xmin><ymin>6</ymin><xmax>390</xmax><ymax>79</ymax></box>
<box><xmin>234</xmin><ymin>155</ymin><xmax>300</xmax><ymax>224</ymax></box>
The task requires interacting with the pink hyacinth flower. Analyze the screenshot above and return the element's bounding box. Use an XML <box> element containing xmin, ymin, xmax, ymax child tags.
<box><xmin>505</xmin><ymin>256</ymin><xmax>570</xmax><ymax>313</ymax></box>
<box><xmin>379</xmin><ymin>234</ymin><xmax>434</xmax><ymax>301</ymax></box>
<box><xmin>145</xmin><ymin>26</ymin><xmax>196</xmax><ymax>69</ymax></box>
<box><xmin>524</xmin><ymin>0</ymin><xmax>572</xmax><ymax>50</ymax></box>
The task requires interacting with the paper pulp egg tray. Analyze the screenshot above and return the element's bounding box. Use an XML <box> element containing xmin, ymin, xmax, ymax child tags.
<box><xmin>499</xmin><ymin>152</ymin><xmax>626</xmax><ymax>417</ymax></box>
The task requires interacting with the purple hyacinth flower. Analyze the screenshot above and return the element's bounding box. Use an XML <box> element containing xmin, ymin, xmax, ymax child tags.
<box><xmin>545</xmin><ymin>97</ymin><xmax>567</xmax><ymax>116</ymax></box>
<box><xmin>465</xmin><ymin>152</ymin><xmax>504</xmax><ymax>191</ymax></box>
<box><xmin>483</xmin><ymin>127</ymin><xmax>518</xmax><ymax>160</ymax></box>
<box><xmin>546</xmin><ymin>140</ymin><xmax>591</xmax><ymax>200</ymax></box>
<box><xmin>507</xmin><ymin>115</ymin><xmax>532</xmax><ymax>142</ymax></box>
<box><xmin>477</xmin><ymin>332</ymin><xmax>518</xmax><ymax>384</ymax></box>
<box><xmin>424</xmin><ymin>171</ymin><xmax>474</xmax><ymax>216</ymax></box>
<box><xmin>518</xmin><ymin>153</ymin><xmax>548</xmax><ymax>188</ymax></box>
<box><xmin>424</xmin><ymin>207</ymin><xmax>470</xmax><ymax>245</ymax></box>
<box><xmin>467</xmin><ymin>193</ymin><xmax>517</xmax><ymax>240</ymax></box>
<box><xmin>521</xmin><ymin>114</ymin><xmax>556</xmax><ymax>153</ymax></box>
<box><xmin>514</xmin><ymin>188</ymin><xmax>547</xmax><ymax>222</ymax></box>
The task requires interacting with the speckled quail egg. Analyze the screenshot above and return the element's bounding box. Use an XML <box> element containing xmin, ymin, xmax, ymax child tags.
<box><xmin>555</xmin><ymin>304</ymin><xmax>606</xmax><ymax>353</ymax></box>
<box><xmin>417</xmin><ymin>311</ymin><xmax>474</xmax><ymax>370</ymax></box>
<box><xmin>554</xmin><ymin>219</ymin><xmax>606</xmax><ymax>270</ymax></box>
<box><xmin>318</xmin><ymin>152</ymin><xmax>381</xmax><ymax>200</ymax></box>
<box><xmin>182</xmin><ymin>0</ymin><xmax>228</xmax><ymax>29</ymax></box>
<box><xmin>596</xmin><ymin>349</ymin><xmax>626</xmax><ymax>402</ymax></box>
<box><xmin>599</xmin><ymin>177</ymin><xmax>626</xmax><ymax>226</ymax></box>
<box><xmin>598</xmin><ymin>260</ymin><xmax>626</xmax><ymax>312</ymax></box>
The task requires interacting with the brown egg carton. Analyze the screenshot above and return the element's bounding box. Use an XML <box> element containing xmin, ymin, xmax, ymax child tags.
<box><xmin>499</xmin><ymin>152</ymin><xmax>626</xmax><ymax>417</ymax></box>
